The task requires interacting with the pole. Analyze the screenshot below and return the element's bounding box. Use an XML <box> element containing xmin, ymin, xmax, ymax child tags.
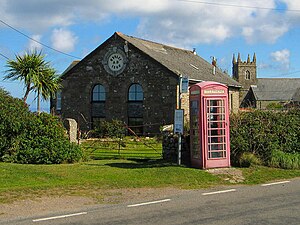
<box><xmin>178</xmin><ymin>133</ymin><xmax>182</xmax><ymax>165</ymax></box>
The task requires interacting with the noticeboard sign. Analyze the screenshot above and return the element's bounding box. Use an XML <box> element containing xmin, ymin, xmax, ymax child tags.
<box><xmin>174</xmin><ymin>109</ymin><xmax>184</xmax><ymax>134</ymax></box>
<box><xmin>181</xmin><ymin>76</ymin><xmax>189</xmax><ymax>93</ymax></box>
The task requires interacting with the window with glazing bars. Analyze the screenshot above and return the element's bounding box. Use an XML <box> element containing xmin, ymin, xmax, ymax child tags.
<box><xmin>206</xmin><ymin>99</ymin><xmax>226</xmax><ymax>159</ymax></box>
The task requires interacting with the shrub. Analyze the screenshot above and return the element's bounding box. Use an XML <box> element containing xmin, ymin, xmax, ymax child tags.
<box><xmin>0</xmin><ymin>89</ymin><xmax>31</xmax><ymax>158</ymax></box>
<box><xmin>0</xmin><ymin>89</ymin><xmax>83</xmax><ymax>164</ymax></box>
<box><xmin>93</xmin><ymin>119</ymin><xmax>126</xmax><ymax>138</ymax></box>
<box><xmin>15</xmin><ymin>113</ymin><xmax>83</xmax><ymax>164</ymax></box>
<box><xmin>239</xmin><ymin>152</ymin><xmax>262</xmax><ymax>168</ymax></box>
<box><xmin>266</xmin><ymin>102</ymin><xmax>283</xmax><ymax>110</ymax></box>
<box><xmin>230</xmin><ymin>109</ymin><xmax>300</xmax><ymax>168</ymax></box>
<box><xmin>230</xmin><ymin>110</ymin><xmax>275</xmax><ymax>165</ymax></box>
<box><xmin>269</xmin><ymin>150</ymin><xmax>300</xmax><ymax>170</ymax></box>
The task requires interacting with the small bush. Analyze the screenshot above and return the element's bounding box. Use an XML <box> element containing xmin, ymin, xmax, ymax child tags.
<box><xmin>239</xmin><ymin>152</ymin><xmax>262</xmax><ymax>168</ymax></box>
<box><xmin>93</xmin><ymin>119</ymin><xmax>126</xmax><ymax>138</ymax></box>
<box><xmin>270</xmin><ymin>150</ymin><xmax>300</xmax><ymax>170</ymax></box>
<box><xmin>14</xmin><ymin>113</ymin><xmax>83</xmax><ymax>164</ymax></box>
<box><xmin>266</xmin><ymin>102</ymin><xmax>283</xmax><ymax>110</ymax></box>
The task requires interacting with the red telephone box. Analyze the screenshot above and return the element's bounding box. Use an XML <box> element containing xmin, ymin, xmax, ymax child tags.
<box><xmin>189</xmin><ymin>82</ymin><xmax>230</xmax><ymax>169</ymax></box>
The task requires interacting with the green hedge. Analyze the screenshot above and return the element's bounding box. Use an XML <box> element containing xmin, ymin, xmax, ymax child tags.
<box><xmin>230</xmin><ymin>109</ymin><xmax>300</xmax><ymax>167</ymax></box>
<box><xmin>0</xmin><ymin>89</ymin><xmax>82</xmax><ymax>164</ymax></box>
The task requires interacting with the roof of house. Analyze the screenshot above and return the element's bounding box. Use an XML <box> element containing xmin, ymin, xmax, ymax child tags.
<box><xmin>251</xmin><ymin>78</ymin><xmax>300</xmax><ymax>101</ymax></box>
<box><xmin>62</xmin><ymin>60</ymin><xmax>80</xmax><ymax>75</ymax></box>
<box><xmin>117</xmin><ymin>32</ymin><xmax>240</xmax><ymax>87</ymax></box>
<box><xmin>62</xmin><ymin>32</ymin><xmax>240</xmax><ymax>88</ymax></box>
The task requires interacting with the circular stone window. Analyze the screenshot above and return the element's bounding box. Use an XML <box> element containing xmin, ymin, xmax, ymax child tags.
<box><xmin>102</xmin><ymin>47</ymin><xmax>127</xmax><ymax>76</ymax></box>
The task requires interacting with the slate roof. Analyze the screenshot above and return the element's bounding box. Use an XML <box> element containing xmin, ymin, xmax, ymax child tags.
<box><xmin>117</xmin><ymin>32</ymin><xmax>240</xmax><ymax>87</ymax></box>
<box><xmin>251</xmin><ymin>78</ymin><xmax>300</xmax><ymax>101</ymax></box>
<box><xmin>62</xmin><ymin>60</ymin><xmax>80</xmax><ymax>75</ymax></box>
<box><xmin>292</xmin><ymin>88</ymin><xmax>300</xmax><ymax>102</ymax></box>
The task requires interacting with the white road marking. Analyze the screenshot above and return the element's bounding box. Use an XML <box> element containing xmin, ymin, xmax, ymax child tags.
<box><xmin>32</xmin><ymin>212</ymin><xmax>87</xmax><ymax>222</ymax></box>
<box><xmin>261</xmin><ymin>180</ymin><xmax>290</xmax><ymax>187</ymax></box>
<box><xmin>202</xmin><ymin>189</ymin><xmax>236</xmax><ymax>196</ymax></box>
<box><xmin>127</xmin><ymin>199</ymin><xmax>171</xmax><ymax>208</ymax></box>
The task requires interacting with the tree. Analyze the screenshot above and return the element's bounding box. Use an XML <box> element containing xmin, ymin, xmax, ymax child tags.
<box><xmin>4</xmin><ymin>50</ymin><xmax>61</xmax><ymax>112</ymax></box>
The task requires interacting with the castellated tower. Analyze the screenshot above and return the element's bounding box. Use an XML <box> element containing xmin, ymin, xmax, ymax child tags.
<box><xmin>232</xmin><ymin>53</ymin><xmax>257</xmax><ymax>103</ymax></box>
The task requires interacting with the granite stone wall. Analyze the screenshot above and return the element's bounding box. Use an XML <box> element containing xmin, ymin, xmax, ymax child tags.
<box><xmin>162</xmin><ymin>132</ymin><xmax>190</xmax><ymax>165</ymax></box>
<box><xmin>59</xmin><ymin>35</ymin><xmax>179</xmax><ymax>135</ymax></box>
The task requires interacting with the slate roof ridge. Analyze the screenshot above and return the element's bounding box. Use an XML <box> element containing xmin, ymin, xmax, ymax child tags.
<box><xmin>116</xmin><ymin>32</ymin><xmax>193</xmax><ymax>54</ymax></box>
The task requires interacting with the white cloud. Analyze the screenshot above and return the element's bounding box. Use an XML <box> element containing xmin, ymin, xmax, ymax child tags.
<box><xmin>271</xmin><ymin>49</ymin><xmax>290</xmax><ymax>63</ymax></box>
<box><xmin>28</xmin><ymin>35</ymin><xmax>42</xmax><ymax>51</ymax></box>
<box><xmin>0</xmin><ymin>0</ymin><xmax>296</xmax><ymax>46</ymax></box>
<box><xmin>270</xmin><ymin>49</ymin><xmax>290</xmax><ymax>69</ymax></box>
<box><xmin>51</xmin><ymin>28</ymin><xmax>78</xmax><ymax>53</ymax></box>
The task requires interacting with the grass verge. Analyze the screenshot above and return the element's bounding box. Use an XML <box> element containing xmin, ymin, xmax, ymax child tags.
<box><xmin>0</xmin><ymin>160</ymin><xmax>219</xmax><ymax>204</ymax></box>
<box><xmin>241</xmin><ymin>165</ymin><xmax>300</xmax><ymax>184</ymax></box>
<box><xmin>1</xmin><ymin>160</ymin><xmax>300</xmax><ymax>204</ymax></box>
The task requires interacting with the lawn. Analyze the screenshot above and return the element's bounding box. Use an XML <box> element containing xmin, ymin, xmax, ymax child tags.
<box><xmin>0</xmin><ymin>137</ymin><xmax>299</xmax><ymax>204</ymax></box>
<box><xmin>0</xmin><ymin>160</ymin><xmax>221</xmax><ymax>203</ymax></box>
<box><xmin>1</xmin><ymin>160</ymin><xmax>300</xmax><ymax>204</ymax></box>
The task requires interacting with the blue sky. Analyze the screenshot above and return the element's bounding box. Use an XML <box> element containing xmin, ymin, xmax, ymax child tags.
<box><xmin>0</xmin><ymin>0</ymin><xmax>300</xmax><ymax>112</ymax></box>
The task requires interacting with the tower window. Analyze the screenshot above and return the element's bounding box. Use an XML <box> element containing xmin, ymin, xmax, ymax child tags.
<box><xmin>245</xmin><ymin>70</ymin><xmax>251</xmax><ymax>80</ymax></box>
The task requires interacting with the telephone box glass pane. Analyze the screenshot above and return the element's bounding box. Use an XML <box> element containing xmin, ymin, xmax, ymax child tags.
<box><xmin>207</xmin><ymin>99</ymin><xmax>226</xmax><ymax>159</ymax></box>
<box><xmin>191</xmin><ymin>100</ymin><xmax>201</xmax><ymax>159</ymax></box>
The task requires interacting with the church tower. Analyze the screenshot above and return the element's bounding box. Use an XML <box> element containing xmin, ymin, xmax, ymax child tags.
<box><xmin>232</xmin><ymin>53</ymin><xmax>257</xmax><ymax>103</ymax></box>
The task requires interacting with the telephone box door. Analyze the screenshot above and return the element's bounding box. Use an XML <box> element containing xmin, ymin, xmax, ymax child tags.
<box><xmin>204</xmin><ymin>98</ymin><xmax>230</xmax><ymax>168</ymax></box>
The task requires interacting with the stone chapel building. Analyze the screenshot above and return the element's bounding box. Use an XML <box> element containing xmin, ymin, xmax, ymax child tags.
<box><xmin>51</xmin><ymin>32</ymin><xmax>240</xmax><ymax>135</ymax></box>
<box><xmin>233</xmin><ymin>53</ymin><xmax>300</xmax><ymax>109</ymax></box>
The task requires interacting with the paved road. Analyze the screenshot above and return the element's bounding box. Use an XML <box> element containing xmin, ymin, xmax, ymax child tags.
<box><xmin>2</xmin><ymin>178</ymin><xmax>300</xmax><ymax>225</ymax></box>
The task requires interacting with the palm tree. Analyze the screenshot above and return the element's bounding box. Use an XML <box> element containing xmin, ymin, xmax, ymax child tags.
<box><xmin>4</xmin><ymin>50</ymin><xmax>61</xmax><ymax>112</ymax></box>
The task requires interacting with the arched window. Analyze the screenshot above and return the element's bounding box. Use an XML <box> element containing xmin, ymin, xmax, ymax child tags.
<box><xmin>245</xmin><ymin>70</ymin><xmax>251</xmax><ymax>80</ymax></box>
<box><xmin>128</xmin><ymin>84</ymin><xmax>143</xmax><ymax>101</ymax></box>
<box><xmin>91</xmin><ymin>84</ymin><xmax>106</xmax><ymax>128</ymax></box>
<box><xmin>128</xmin><ymin>84</ymin><xmax>143</xmax><ymax>135</ymax></box>
<box><xmin>92</xmin><ymin>84</ymin><xmax>106</xmax><ymax>101</ymax></box>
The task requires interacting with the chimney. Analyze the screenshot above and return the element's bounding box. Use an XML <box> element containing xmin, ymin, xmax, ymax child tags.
<box><xmin>192</xmin><ymin>48</ymin><xmax>197</xmax><ymax>55</ymax></box>
<box><xmin>212</xmin><ymin>56</ymin><xmax>217</xmax><ymax>75</ymax></box>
